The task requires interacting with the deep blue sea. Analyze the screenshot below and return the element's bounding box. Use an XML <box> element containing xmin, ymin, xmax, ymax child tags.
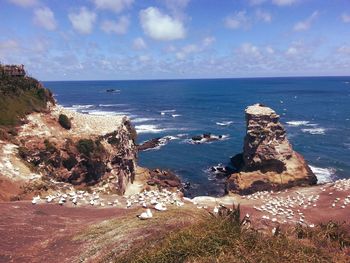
<box><xmin>44</xmin><ymin>77</ymin><xmax>350</xmax><ymax>197</ymax></box>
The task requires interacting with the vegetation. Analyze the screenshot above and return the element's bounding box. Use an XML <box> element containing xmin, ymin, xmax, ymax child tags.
<box><xmin>118</xmin><ymin>205</ymin><xmax>350</xmax><ymax>263</ymax></box>
<box><xmin>76</xmin><ymin>139</ymin><xmax>104</xmax><ymax>157</ymax></box>
<box><xmin>0</xmin><ymin>66</ymin><xmax>54</xmax><ymax>129</ymax></box>
<box><xmin>58</xmin><ymin>114</ymin><xmax>71</xmax><ymax>130</ymax></box>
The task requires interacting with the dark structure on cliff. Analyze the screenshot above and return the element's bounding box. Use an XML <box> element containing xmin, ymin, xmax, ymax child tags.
<box><xmin>1</xmin><ymin>64</ymin><xmax>26</xmax><ymax>77</ymax></box>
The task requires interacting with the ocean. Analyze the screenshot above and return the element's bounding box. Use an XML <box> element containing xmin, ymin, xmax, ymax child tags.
<box><xmin>44</xmin><ymin>77</ymin><xmax>350</xmax><ymax>197</ymax></box>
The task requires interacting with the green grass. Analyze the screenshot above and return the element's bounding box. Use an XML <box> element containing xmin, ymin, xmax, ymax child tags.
<box><xmin>0</xmin><ymin>68</ymin><xmax>54</xmax><ymax>129</ymax></box>
<box><xmin>117</xmin><ymin>205</ymin><xmax>350</xmax><ymax>263</ymax></box>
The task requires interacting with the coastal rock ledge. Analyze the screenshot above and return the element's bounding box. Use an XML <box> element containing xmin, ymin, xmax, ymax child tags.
<box><xmin>227</xmin><ymin>103</ymin><xmax>317</xmax><ymax>195</ymax></box>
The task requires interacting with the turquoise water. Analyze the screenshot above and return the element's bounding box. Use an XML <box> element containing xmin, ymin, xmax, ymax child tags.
<box><xmin>45</xmin><ymin>77</ymin><xmax>350</xmax><ymax>197</ymax></box>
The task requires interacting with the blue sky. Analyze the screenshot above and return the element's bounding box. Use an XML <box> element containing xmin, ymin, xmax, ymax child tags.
<box><xmin>0</xmin><ymin>0</ymin><xmax>349</xmax><ymax>80</ymax></box>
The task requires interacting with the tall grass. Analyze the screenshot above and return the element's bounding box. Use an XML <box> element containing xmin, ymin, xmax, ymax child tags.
<box><xmin>118</xmin><ymin>205</ymin><xmax>350</xmax><ymax>263</ymax></box>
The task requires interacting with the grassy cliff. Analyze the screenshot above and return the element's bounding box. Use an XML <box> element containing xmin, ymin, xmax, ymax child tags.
<box><xmin>0</xmin><ymin>67</ymin><xmax>54</xmax><ymax>131</ymax></box>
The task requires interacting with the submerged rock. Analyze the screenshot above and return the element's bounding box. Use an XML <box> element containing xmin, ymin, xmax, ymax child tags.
<box><xmin>227</xmin><ymin>103</ymin><xmax>317</xmax><ymax>195</ymax></box>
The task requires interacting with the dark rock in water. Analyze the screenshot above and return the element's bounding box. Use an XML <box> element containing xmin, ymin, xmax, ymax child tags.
<box><xmin>227</xmin><ymin>103</ymin><xmax>317</xmax><ymax>195</ymax></box>
<box><xmin>192</xmin><ymin>135</ymin><xmax>203</xmax><ymax>141</ymax></box>
<box><xmin>138</xmin><ymin>137</ymin><xmax>162</xmax><ymax>151</ymax></box>
<box><xmin>190</xmin><ymin>133</ymin><xmax>224</xmax><ymax>144</ymax></box>
<box><xmin>210</xmin><ymin>164</ymin><xmax>235</xmax><ymax>178</ymax></box>
<box><xmin>230</xmin><ymin>153</ymin><xmax>244</xmax><ymax>170</ymax></box>
<box><xmin>147</xmin><ymin>169</ymin><xmax>182</xmax><ymax>190</ymax></box>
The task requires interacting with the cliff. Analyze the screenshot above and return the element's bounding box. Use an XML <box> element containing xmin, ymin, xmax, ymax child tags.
<box><xmin>227</xmin><ymin>103</ymin><xmax>317</xmax><ymax>194</ymax></box>
<box><xmin>0</xmin><ymin>72</ymin><xmax>138</xmax><ymax>199</ymax></box>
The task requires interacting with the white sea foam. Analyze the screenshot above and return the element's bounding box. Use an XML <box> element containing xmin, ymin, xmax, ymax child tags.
<box><xmin>286</xmin><ymin>121</ymin><xmax>314</xmax><ymax>127</ymax></box>
<box><xmin>65</xmin><ymin>104</ymin><xmax>94</xmax><ymax>111</ymax></box>
<box><xmin>309</xmin><ymin>165</ymin><xmax>336</xmax><ymax>184</ymax></box>
<box><xmin>172</xmin><ymin>114</ymin><xmax>181</xmax><ymax>118</ymax></box>
<box><xmin>86</xmin><ymin>110</ymin><xmax>119</xmax><ymax>116</ymax></box>
<box><xmin>98</xmin><ymin>103</ymin><xmax>127</xmax><ymax>107</ymax></box>
<box><xmin>301</xmin><ymin>127</ymin><xmax>326</xmax><ymax>135</ymax></box>
<box><xmin>132</xmin><ymin>117</ymin><xmax>156</xmax><ymax>123</ymax></box>
<box><xmin>136</xmin><ymin>124</ymin><xmax>170</xmax><ymax>134</ymax></box>
<box><xmin>216</xmin><ymin>121</ymin><xmax>234</xmax><ymax>126</ymax></box>
<box><xmin>160</xmin><ymin>109</ymin><xmax>176</xmax><ymax>115</ymax></box>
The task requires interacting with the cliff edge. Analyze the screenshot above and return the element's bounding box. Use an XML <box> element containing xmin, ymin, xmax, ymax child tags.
<box><xmin>227</xmin><ymin>103</ymin><xmax>317</xmax><ymax>194</ymax></box>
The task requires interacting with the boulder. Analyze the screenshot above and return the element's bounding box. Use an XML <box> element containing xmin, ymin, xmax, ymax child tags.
<box><xmin>227</xmin><ymin>103</ymin><xmax>317</xmax><ymax>195</ymax></box>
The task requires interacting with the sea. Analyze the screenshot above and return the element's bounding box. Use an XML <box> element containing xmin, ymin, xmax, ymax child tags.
<box><xmin>44</xmin><ymin>77</ymin><xmax>350</xmax><ymax>197</ymax></box>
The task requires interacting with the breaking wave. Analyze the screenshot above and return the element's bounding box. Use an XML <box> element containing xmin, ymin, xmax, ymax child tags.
<box><xmin>309</xmin><ymin>165</ymin><xmax>336</xmax><ymax>184</ymax></box>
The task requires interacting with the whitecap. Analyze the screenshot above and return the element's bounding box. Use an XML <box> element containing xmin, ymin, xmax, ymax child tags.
<box><xmin>309</xmin><ymin>165</ymin><xmax>336</xmax><ymax>183</ymax></box>
<box><xmin>286</xmin><ymin>121</ymin><xmax>310</xmax><ymax>127</ymax></box>
<box><xmin>86</xmin><ymin>110</ymin><xmax>119</xmax><ymax>116</ymax></box>
<box><xmin>98</xmin><ymin>104</ymin><xmax>127</xmax><ymax>107</ymax></box>
<box><xmin>301</xmin><ymin>128</ymin><xmax>326</xmax><ymax>135</ymax></box>
<box><xmin>172</xmin><ymin>114</ymin><xmax>181</xmax><ymax>118</ymax></box>
<box><xmin>216</xmin><ymin>121</ymin><xmax>233</xmax><ymax>126</ymax></box>
<box><xmin>160</xmin><ymin>109</ymin><xmax>176</xmax><ymax>115</ymax></box>
<box><xmin>65</xmin><ymin>104</ymin><xmax>94</xmax><ymax>111</ymax></box>
<box><xmin>136</xmin><ymin>124</ymin><xmax>169</xmax><ymax>134</ymax></box>
<box><xmin>132</xmin><ymin>117</ymin><xmax>157</xmax><ymax>123</ymax></box>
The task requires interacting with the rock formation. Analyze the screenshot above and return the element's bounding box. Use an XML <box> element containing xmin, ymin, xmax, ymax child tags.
<box><xmin>15</xmin><ymin>106</ymin><xmax>137</xmax><ymax>195</ymax></box>
<box><xmin>227</xmin><ymin>103</ymin><xmax>317</xmax><ymax>195</ymax></box>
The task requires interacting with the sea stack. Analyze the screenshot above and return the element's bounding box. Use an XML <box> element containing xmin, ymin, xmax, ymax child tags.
<box><xmin>227</xmin><ymin>103</ymin><xmax>317</xmax><ymax>195</ymax></box>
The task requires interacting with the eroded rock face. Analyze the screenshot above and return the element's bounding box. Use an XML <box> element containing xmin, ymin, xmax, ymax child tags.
<box><xmin>17</xmin><ymin>108</ymin><xmax>137</xmax><ymax>195</ymax></box>
<box><xmin>227</xmin><ymin>104</ymin><xmax>317</xmax><ymax>195</ymax></box>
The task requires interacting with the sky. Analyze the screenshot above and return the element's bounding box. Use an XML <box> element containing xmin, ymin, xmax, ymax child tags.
<box><xmin>0</xmin><ymin>0</ymin><xmax>350</xmax><ymax>81</ymax></box>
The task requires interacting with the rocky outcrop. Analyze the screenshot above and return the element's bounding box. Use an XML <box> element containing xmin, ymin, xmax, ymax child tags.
<box><xmin>227</xmin><ymin>104</ymin><xmax>317</xmax><ymax>195</ymax></box>
<box><xmin>16</xmin><ymin>106</ymin><xmax>137</xmax><ymax>195</ymax></box>
<box><xmin>147</xmin><ymin>169</ymin><xmax>182</xmax><ymax>190</ymax></box>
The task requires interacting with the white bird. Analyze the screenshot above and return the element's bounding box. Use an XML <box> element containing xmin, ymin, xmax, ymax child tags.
<box><xmin>154</xmin><ymin>203</ymin><xmax>167</xmax><ymax>211</ymax></box>
<box><xmin>32</xmin><ymin>195</ymin><xmax>40</xmax><ymax>205</ymax></box>
<box><xmin>138</xmin><ymin>209</ymin><xmax>153</xmax><ymax>220</ymax></box>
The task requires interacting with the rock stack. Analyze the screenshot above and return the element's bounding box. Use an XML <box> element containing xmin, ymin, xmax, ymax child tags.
<box><xmin>227</xmin><ymin>103</ymin><xmax>317</xmax><ymax>195</ymax></box>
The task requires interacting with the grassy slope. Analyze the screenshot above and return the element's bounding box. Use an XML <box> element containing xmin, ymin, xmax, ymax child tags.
<box><xmin>115</xmin><ymin>206</ymin><xmax>350</xmax><ymax>263</ymax></box>
<box><xmin>0</xmin><ymin>68</ymin><xmax>54</xmax><ymax>128</ymax></box>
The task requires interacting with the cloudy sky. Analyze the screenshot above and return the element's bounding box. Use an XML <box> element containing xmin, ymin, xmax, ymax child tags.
<box><xmin>0</xmin><ymin>0</ymin><xmax>349</xmax><ymax>80</ymax></box>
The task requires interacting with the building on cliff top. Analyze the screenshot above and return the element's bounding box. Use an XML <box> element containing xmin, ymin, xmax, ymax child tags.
<box><xmin>0</xmin><ymin>64</ymin><xmax>26</xmax><ymax>77</ymax></box>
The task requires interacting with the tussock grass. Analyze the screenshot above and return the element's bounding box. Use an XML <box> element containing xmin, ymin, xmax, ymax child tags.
<box><xmin>117</xmin><ymin>205</ymin><xmax>350</xmax><ymax>263</ymax></box>
<box><xmin>0</xmin><ymin>69</ymin><xmax>53</xmax><ymax>129</ymax></box>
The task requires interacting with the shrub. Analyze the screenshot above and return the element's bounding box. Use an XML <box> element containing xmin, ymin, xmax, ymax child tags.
<box><xmin>76</xmin><ymin>139</ymin><xmax>95</xmax><ymax>157</ymax></box>
<box><xmin>58</xmin><ymin>114</ymin><xmax>71</xmax><ymax>130</ymax></box>
<box><xmin>62</xmin><ymin>155</ymin><xmax>78</xmax><ymax>170</ymax></box>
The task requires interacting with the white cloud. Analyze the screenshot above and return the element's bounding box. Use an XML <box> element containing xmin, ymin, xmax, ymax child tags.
<box><xmin>337</xmin><ymin>45</ymin><xmax>350</xmax><ymax>54</ymax></box>
<box><xmin>341</xmin><ymin>13</ymin><xmax>350</xmax><ymax>23</ymax></box>
<box><xmin>175</xmin><ymin>37</ymin><xmax>215</xmax><ymax>59</ymax></box>
<box><xmin>266</xmin><ymin>46</ymin><xmax>275</xmax><ymax>54</ymax></box>
<box><xmin>249</xmin><ymin>0</ymin><xmax>267</xmax><ymax>5</ymax></box>
<box><xmin>68</xmin><ymin>7</ymin><xmax>97</xmax><ymax>34</ymax></box>
<box><xmin>139</xmin><ymin>7</ymin><xmax>186</xmax><ymax>41</ymax></box>
<box><xmin>255</xmin><ymin>9</ymin><xmax>272</xmax><ymax>22</ymax></box>
<box><xmin>8</xmin><ymin>0</ymin><xmax>37</xmax><ymax>7</ymax></box>
<box><xmin>293</xmin><ymin>11</ymin><xmax>319</xmax><ymax>31</ymax></box>
<box><xmin>238</xmin><ymin>43</ymin><xmax>261</xmax><ymax>57</ymax></box>
<box><xmin>133</xmin><ymin>37</ymin><xmax>147</xmax><ymax>50</ymax></box>
<box><xmin>138</xmin><ymin>55</ymin><xmax>151</xmax><ymax>62</ymax></box>
<box><xmin>225</xmin><ymin>11</ymin><xmax>250</xmax><ymax>30</ymax></box>
<box><xmin>203</xmin><ymin>36</ymin><xmax>215</xmax><ymax>47</ymax></box>
<box><xmin>0</xmin><ymin>39</ymin><xmax>19</xmax><ymax>51</ymax></box>
<box><xmin>272</xmin><ymin>0</ymin><xmax>298</xmax><ymax>6</ymax></box>
<box><xmin>162</xmin><ymin>0</ymin><xmax>190</xmax><ymax>19</ymax></box>
<box><xmin>286</xmin><ymin>46</ymin><xmax>298</xmax><ymax>55</ymax></box>
<box><xmin>101</xmin><ymin>16</ymin><xmax>129</xmax><ymax>35</ymax></box>
<box><xmin>33</xmin><ymin>7</ymin><xmax>57</xmax><ymax>31</ymax></box>
<box><xmin>93</xmin><ymin>0</ymin><xmax>133</xmax><ymax>14</ymax></box>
